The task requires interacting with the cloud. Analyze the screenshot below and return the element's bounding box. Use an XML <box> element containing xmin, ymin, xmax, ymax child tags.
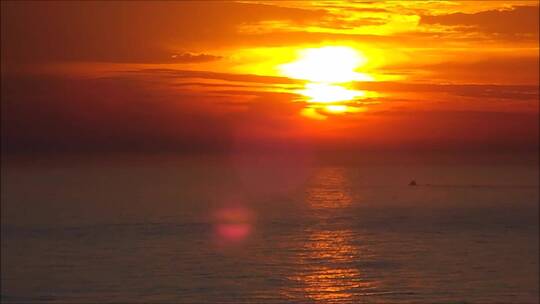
<box><xmin>354</xmin><ymin>82</ymin><xmax>539</xmax><ymax>101</ymax></box>
<box><xmin>0</xmin><ymin>71</ymin><xmax>305</xmax><ymax>155</ymax></box>
<box><xmin>168</xmin><ymin>53</ymin><xmax>222</xmax><ymax>64</ymax></box>
<box><xmin>327</xmin><ymin>110</ymin><xmax>539</xmax><ymax>153</ymax></box>
<box><xmin>380</xmin><ymin>55</ymin><xmax>539</xmax><ymax>85</ymax></box>
<box><xmin>124</xmin><ymin>68</ymin><xmax>300</xmax><ymax>85</ymax></box>
<box><xmin>420</xmin><ymin>5</ymin><xmax>539</xmax><ymax>39</ymax></box>
<box><xmin>1</xmin><ymin>74</ymin><xmax>235</xmax><ymax>154</ymax></box>
<box><xmin>1</xmin><ymin>1</ymin><xmax>327</xmax><ymax>65</ymax></box>
<box><xmin>3</xmin><ymin>71</ymin><xmax>538</xmax><ymax>156</ymax></box>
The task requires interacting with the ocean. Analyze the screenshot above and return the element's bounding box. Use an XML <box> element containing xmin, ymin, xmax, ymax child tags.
<box><xmin>1</xmin><ymin>158</ymin><xmax>538</xmax><ymax>303</ymax></box>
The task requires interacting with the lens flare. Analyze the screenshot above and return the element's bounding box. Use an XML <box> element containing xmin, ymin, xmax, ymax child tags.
<box><xmin>213</xmin><ymin>206</ymin><xmax>254</xmax><ymax>243</ymax></box>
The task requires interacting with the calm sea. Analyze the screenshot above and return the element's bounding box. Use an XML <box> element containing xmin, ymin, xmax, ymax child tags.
<box><xmin>1</xmin><ymin>159</ymin><xmax>538</xmax><ymax>303</ymax></box>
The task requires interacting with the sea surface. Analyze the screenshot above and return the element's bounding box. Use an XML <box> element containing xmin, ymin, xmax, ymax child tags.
<box><xmin>1</xmin><ymin>159</ymin><xmax>538</xmax><ymax>303</ymax></box>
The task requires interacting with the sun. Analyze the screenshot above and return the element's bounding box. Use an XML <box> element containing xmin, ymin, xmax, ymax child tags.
<box><xmin>279</xmin><ymin>46</ymin><xmax>373</xmax><ymax>83</ymax></box>
<box><xmin>278</xmin><ymin>46</ymin><xmax>374</xmax><ymax>118</ymax></box>
<box><xmin>298</xmin><ymin>83</ymin><xmax>366</xmax><ymax>103</ymax></box>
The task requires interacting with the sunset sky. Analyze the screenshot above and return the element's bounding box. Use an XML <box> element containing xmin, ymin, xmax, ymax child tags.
<box><xmin>2</xmin><ymin>1</ymin><xmax>539</xmax><ymax>159</ymax></box>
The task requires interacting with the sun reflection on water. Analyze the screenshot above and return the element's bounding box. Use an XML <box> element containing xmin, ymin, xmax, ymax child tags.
<box><xmin>305</xmin><ymin>167</ymin><xmax>353</xmax><ymax>210</ymax></box>
<box><xmin>286</xmin><ymin>168</ymin><xmax>377</xmax><ymax>302</ymax></box>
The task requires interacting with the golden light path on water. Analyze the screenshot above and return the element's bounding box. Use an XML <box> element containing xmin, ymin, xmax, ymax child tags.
<box><xmin>285</xmin><ymin>168</ymin><xmax>377</xmax><ymax>301</ymax></box>
<box><xmin>278</xmin><ymin>46</ymin><xmax>377</xmax><ymax>120</ymax></box>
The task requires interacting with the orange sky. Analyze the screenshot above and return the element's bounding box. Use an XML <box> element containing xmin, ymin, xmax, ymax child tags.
<box><xmin>1</xmin><ymin>1</ymin><xmax>538</xmax><ymax>157</ymax></box>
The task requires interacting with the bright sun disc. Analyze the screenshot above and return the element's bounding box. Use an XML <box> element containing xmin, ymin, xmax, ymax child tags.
<box><xmin>279</xmin><ymin>46</ymin><xmax>372</xmax><ymax>83</ymax></box>
<box><xmin>298</xmin><ymin>83</ymin><xmax>366</xmax><ymax>103</ymax></box>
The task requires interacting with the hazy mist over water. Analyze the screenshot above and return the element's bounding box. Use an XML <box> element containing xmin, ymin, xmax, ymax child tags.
<box><xmin>1</xmin><ymin>157</ymin><xmax>538</xmax><ymax>303</ymax></box>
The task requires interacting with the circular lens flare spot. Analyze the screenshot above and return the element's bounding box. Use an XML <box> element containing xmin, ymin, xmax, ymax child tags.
<box><xmin>213</xmin><ymin>206</ymin><xmax>254</xmax><ymax>243</ymax></box>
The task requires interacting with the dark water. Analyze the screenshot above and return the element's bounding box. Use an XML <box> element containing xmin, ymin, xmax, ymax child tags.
<box><xmin>1</xmin><ymin>161</ymin><xmax>538</xmax><ymax>303</ymax></box>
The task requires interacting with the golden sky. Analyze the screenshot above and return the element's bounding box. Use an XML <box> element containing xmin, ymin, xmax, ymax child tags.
<box><xmin>1</xmin><ymin>1</ymin><xmax>538</xmax><ymax>155</ymax></box>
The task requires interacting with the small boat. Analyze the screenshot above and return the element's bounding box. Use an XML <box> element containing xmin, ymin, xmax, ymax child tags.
<box><xmin>409</xmin><ymin>180</ymin><xmax>417</xmax><ymax>186</ymax></box>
